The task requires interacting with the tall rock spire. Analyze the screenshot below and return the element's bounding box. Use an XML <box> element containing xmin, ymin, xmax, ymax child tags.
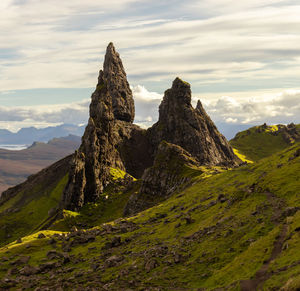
<box><xmin>100</xmin><ymin>42</ymin><xmax>135</xmax><ymax>122</ymax></box>
<box><xmin>63</xmin><ymin>43</ymin><xmax>138</xmax><ymax>210</ymax></box>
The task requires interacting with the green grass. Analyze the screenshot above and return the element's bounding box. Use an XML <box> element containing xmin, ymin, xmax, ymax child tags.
<box><xmin>51</xmin><ymin>169</ymin><xmax>140</xmax><ymax>232</ymax></box>
<box><xmin>110</xmin><ymin>167</ymin><xmax>128</xmax><ymax>180</ymax></box>
<box><xmin>0</xmin><ymin>142</ymin><xmax>299</xmax><ymax>290</ymax></box>
<box><xmin>0</xmin><ymin>174</ymin><xmax>68</xmax><ymax>247</ymax></box>
<box><xmin>233</xmin><ymin>148</ymin><xmax>253</xmax><ymax>163</ymax></box>
<box><xmin>230</xmin><ymin>124</ymin><xmax>299</xmax><ymax>161</ymax></box>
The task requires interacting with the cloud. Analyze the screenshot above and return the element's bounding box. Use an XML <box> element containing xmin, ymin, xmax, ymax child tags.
<box><xmin>0</xmin><ymin>0</ymin><xmax>299</xmax><ymax>100</ymax></box>
<box><xmin>0</xmin><ymin>0</ymin><xmax>300</xmax><ymax>135</ymax></box>
<box><xmin>0</xmin><ymin>86</ymin><xmax>161</xmax><ymax>132</ymax></box>
<box><xmin>0</xmin><ymin>99</ymin><xmax>90</xmax><ymax>132</ymax></box>
<box><xmin>132</xmin><ymin>85</ymin><xmax>162</xmax><ymax>127</ymax></box>
<box><xmin>0</xmin><ymin>84</ymin><xmax>298</xmax><ymax>139</ymax></box>
<box><xmin>133</xmin><ymin>85</ymin><xmax>300</xmax><ymax>129</ymax></box>
<box><xmin>204</xmin><ymin>90</ymin><xmax>300</xmax><ymax>125</ymax></box>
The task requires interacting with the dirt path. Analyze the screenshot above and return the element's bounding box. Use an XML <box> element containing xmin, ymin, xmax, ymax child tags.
<box><xmin>240</xmin><ymin>192</ymin><xmax>287</xmax><ymax>291</ymax></box>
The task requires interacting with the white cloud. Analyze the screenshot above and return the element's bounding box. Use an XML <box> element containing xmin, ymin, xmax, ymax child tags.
<box><xmin>0</xmin><ymin>99</ymin><xmax>90</xmax><ymax>132</ymax></box>
<box><xmin>133</xmin><ymin>85</ymin><xmax>300</xmax><ymax>129</ymax></box>
<box><xmin>132</xmin><ymin>85</ymin><xmax>162</xmax><ymax>128</ymax></box>
<box><xmin>225</xmin><ymin>118</ymin><xmax>238</xmax><ymax>123</ymax></box>
<box><xmin>0</xmin><ymin>86</ymin><xmax>162</xmax><ymax>132</ymax></box>
<box><xmin>0</xmin><ymin>0</ymin><xmax>300</xmax><ymax>97</ymax></box>
<box><xmin>204</xmin><ymin>89</ymin><xmax>300</xmax><ymax>125</ymax></box>
<box><xmin>0</xmin><ymin>0</ymin><xmax>299</xmax><ymax>134</ymax></box>
<box><xmin>0</xmin><ymin>84</ymin><xmax>298</xmax><ymax>136</ymax></box>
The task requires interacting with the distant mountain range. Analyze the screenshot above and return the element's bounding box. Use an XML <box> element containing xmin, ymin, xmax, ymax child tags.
<box><xmin>0</xmin><ymin>124</ymin><xmax>85</xmax><ymax>145</ymax></box>
<box><xmin>0</xmin><ymin>135</ymin><xmax>81</xmax><ymax>193</ymax></box>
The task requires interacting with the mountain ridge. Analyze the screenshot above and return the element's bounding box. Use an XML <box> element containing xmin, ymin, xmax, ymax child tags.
<box><xmin>0</xmin><ymin>135</ymin><xmax>80</xmax><ymax>194</ymax></box>
<box><xmin>0</xmin><ymin>124</ymin><xmax>84</xmax><ymax>145</ymax></box>
<box><xmin>230</xmin><ymin>123</ymin><xmax>300</xmax><ymax>162</ymax></box>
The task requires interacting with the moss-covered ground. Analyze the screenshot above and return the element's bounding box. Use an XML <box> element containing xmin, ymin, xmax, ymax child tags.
<box><xmin>0</xmin><ymin>174</ymin><xmax>68</xmax><ymax>247</ymax></box>
<box><xmin>230</xmin><ymin>123</ymin><xmax>299</xmax><ymax>162</ymax></box>
<box><xmin>0</xmin><ymin>142</ymin><xmax>299</xmax><ymax>290</ymax></box>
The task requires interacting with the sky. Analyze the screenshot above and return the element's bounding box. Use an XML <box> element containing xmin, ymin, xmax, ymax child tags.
<box><xmin>0</xmin><ymin>0</ymin><xmax>300</xmax><ymax>137</ymax></box>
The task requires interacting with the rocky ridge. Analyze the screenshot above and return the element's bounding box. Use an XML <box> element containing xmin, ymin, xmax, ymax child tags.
<box><xmin>148</xmin><ymin>77</ymin><xmax>239</xmax><ymax>166</ymax></box>
<box><xmin>63</xmin><ymin>43</ymin><xmax>240</xmax><ymax>212</ymax></box>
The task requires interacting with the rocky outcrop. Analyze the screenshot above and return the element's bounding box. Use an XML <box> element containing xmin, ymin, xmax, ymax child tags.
<box><xmin>63</xmin><ymin>43</ymin><xmax>152</xmax><ymax>210</ymax></box>
<box><xmin>124</xmin><ymin>141</ymin><xmax>201</xmax><ymax>216</ymax></box>
<box><xmin>0</xmin><ymin>155</ymin><xmax>72</xmax><ymax>207</ymax></box>
<box><xmin>102</xmin><ymin>43</ymin><xmax>135</xmax><ymax>122</ymax></box>
<box><xmin>148</xmin><ymin>78</ymin><xmax>240</xmax><ymax>166</ymax></box>
<box><xmin>279</xmin><ymin>123</ymin><xmax>300</xmax><ymax>144</ymax></box>
<box><xmin>255</xmin><ymin>123</ymin><xmax>300</xmax><ymax>144</ymax></box>
<box><xmin>63</xmin><ymin>44</ymin><xmax>239</xmax><ymax>211</ymax></box>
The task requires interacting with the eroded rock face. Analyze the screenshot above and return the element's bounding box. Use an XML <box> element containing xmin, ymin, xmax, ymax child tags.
<box><xmin>63</xmin><ymin>43</ymin><xmax>151</xmax><ymax>210</ymax></box>
<box><xmin>148</xmin><ymin>77</ymin><xmax>240</xmax><ymax>167</ymax></box>
<box><xmin>63</xmin><ymin>44</ymin><xmax>239</xmax><ymax>211</ymax></box>
<box><xmin>100</xmin><ymin>42</ymin><xmax>134</xmax><ymax>123</ymax></box>
<box><xmin>124</xmin><ymin>141</ymin><xmax>200</xmax><ymax>216</ymax></box>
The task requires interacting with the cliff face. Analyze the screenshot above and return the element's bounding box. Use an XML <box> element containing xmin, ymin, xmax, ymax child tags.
<box><xmin>148</xmin><ymin>78</ymin><xmax>239</xmax><ymax>166</ymax></box>
<box><xmin>124</xmin><ymin>141</ymin><xmax>201</xmax><ymax>216</ymax></box>
<box><xmin>63</xmin><ymin>43</ymin><xmax>151</xmax><ymax>210</ymax></box>
<box><xmin>63</xmin><ymin>43</ymin><xmax>240</xmax><ymax>211</ymax></box>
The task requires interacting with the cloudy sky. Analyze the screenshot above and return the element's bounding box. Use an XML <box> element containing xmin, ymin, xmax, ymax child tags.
<box><xmin>0</xmin><ymin>0</ymin><xmax>300</xmax><ymax>137</ymax></box>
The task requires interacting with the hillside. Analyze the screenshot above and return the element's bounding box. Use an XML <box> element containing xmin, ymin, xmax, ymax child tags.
<box><xmin>0</xmin><ymin>142</ymin><xmax>299</xmax><ymax>290</ymax></box>
<box><xmin>0</xmin><ymin>135</ymin><xmax>80</xmax><ymax>193</ymax></box>
<box><xmin>0</xmin><ymin>155</ymin><xmax>71</xmax><ymax>247</ymax></box>
<box><xmin>230</xmin><ymin>123</ymin><xmax>300</xmax><ymax>162</ymax></box>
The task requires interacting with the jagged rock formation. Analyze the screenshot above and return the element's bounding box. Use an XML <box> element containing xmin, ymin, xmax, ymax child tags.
<box><xmin>100</xmin><ymin>43</ymin><xmax>135</xmax><ymax>122</ymax></box>
<box><xmin>148</xmin><ymin>78</ymin><xmax>240</xmax><ymax>166</ymax></box>
<box><xmin>63</xmin><ymin>43</ymin><xmax>240</xmax><ymax>211</ymax></box>
<box><xmin>124</xmin><ymin>141</ymin><xmax>200</xmax><ymax>216</ymax></box>
<box><xmin>63</xmin><ymin>43</ymin><xmax>151</xmax><ymax>210</ymax></box>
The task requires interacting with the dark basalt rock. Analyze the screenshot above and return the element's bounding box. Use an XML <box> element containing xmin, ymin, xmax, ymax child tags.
<box><xmin>63</xmin><ymin>43</ymin><xmax>152</xmax><ymax>210</ymax></box>
<box><xmin>63</xmin><ymin>44</ymin><xmax>239</xmax><ymax>211</ymax></box>
<box><xmin>102</xmin><ymin>42</ymin><xmax>135</xmax><ymax>123</ymax></box>
<box><xmin>124</xmin><ymin>141</ymin><xmax>200</xmax><ymax>216</ymax></box>
<box><xmin>147</xmin><ymin>77</ymin><xmax>240</xmax><ymax>167</ymax></box>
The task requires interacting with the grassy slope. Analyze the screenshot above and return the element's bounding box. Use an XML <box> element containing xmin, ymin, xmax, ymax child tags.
<box><xmin>0</xmin><ymin>156</ymin><xmax>71</xmax><ymax>247</ymax></box>
<box><xmin>50</xmin><ymin>167</ymin><xmax>141</xmax><ymax>231</ymax></box>
<box><xmin>0</xmin><ymin>143</ymin><xmax>299</xmax><ymax>290</ymax></box>
<box><xmin>230</xmin><ymin>124</ymin><xmax>299</xmax><ymax>162</ymax></box>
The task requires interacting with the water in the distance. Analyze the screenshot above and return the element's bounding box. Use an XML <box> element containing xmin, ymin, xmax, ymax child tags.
<box><xmin>0</xmin><ymin>144</ymin><xmax>29</xmax><ymax>150</ymax></box>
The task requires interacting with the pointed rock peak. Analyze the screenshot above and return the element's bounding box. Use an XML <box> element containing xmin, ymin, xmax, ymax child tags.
<box><xmin>96</xmin><ymin>42</ymin><xmax>135</xmax><ymax>123</ymax></box>
<box><xmin>163</xmin><ymin>77</ymin><xmax>191</xmax><ymax>106</ymax></box>
<box><xmin>196</xmin><ymin>100</ymin><xmax>203</xmax><ymax>111</ymax></box>
<box><xmin>196</xmin><ymin>99</ymin><xmax>211</xmax><ymax>121</ymax></box>
<box><xmin>107</xmin><ymin>42</ymin><xmax>115</xmax><ymax>53</ymax></box>
<box><xmin>196</xmin><ymin>99</ymin><xmax>207</xmax><ymax>114</ymax></box>
<box><xmin>103</xmin><ymin>42</ymin><xmax>124</xmax><ymax>77</ymax></box>
<box><xmin>172</xmin><ymin>77</ymin><xmax>190</xmax><ymax>90</ymax></box>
